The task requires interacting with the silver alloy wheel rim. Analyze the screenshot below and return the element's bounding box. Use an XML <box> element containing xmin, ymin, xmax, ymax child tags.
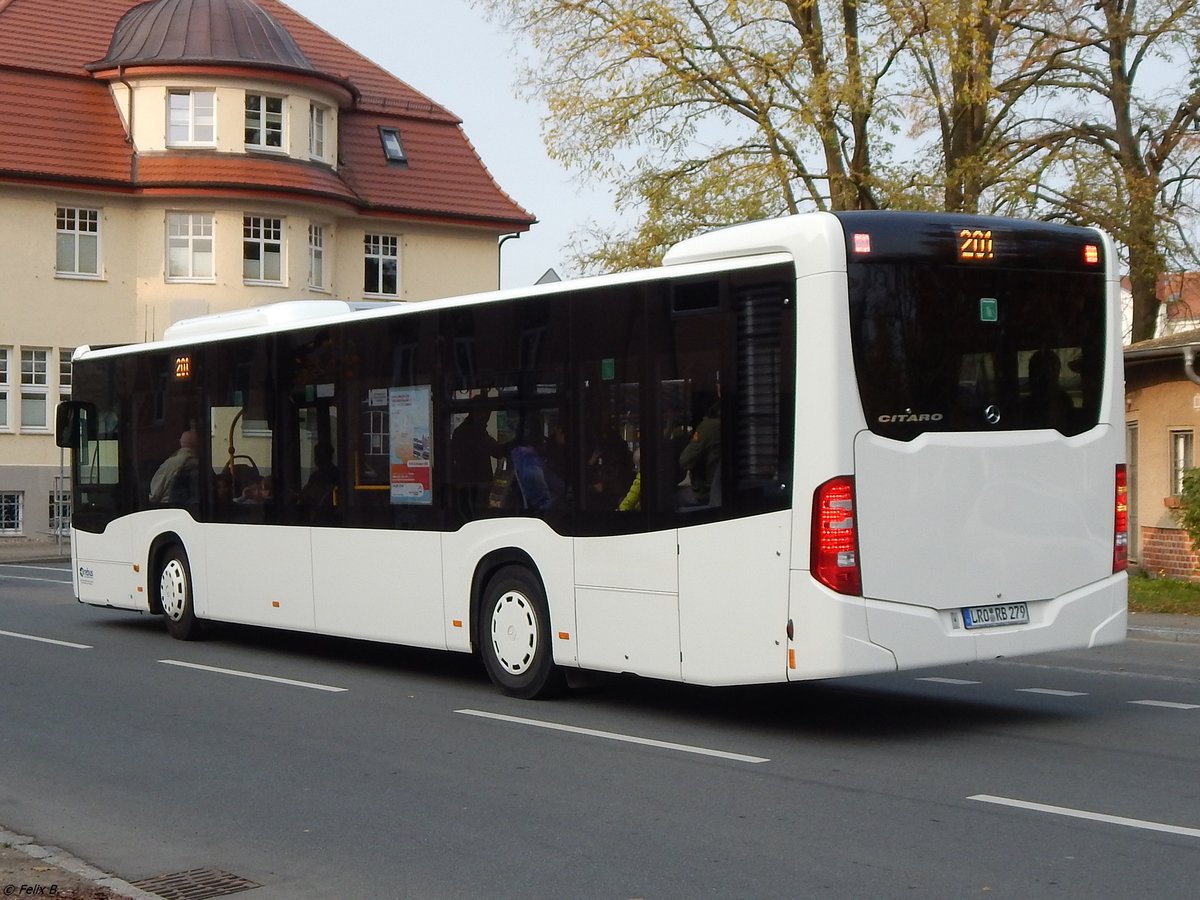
<box><xmin>160</xmin><ymin>559</ymin><xmax>188</xmax><ymax>622</ymax></box>
<box><xmin>490</xmin><ymin>589</ymin><xmax>538</xmax><ymax>675</ymax></box>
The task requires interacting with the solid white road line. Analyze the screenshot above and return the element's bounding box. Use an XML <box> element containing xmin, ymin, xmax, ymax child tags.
<box><xmin>0</xmin><ymin>629</ymin><xmax>92</xmax><ymax>649</ymax></box>
<box><xmin>969</xmin><ymin>794</ymin><xmax>1200</xmax><ymax>839</ymax></box>
<box><xmin>916</xmin><ymin>677</ymin><xmax>981</xmax><ymax>685</ymax></box>
<box><xmin>1016</xmin><ymin>688</ymin><xmax>1088</xmax><ymax>697</ymax></box>
<box><xmin>455</xmin><ymin>709</ymin><xmax>769</xmax><ymax>763</ymax></box>
<box><xmin>1130</xmin><ymin>700</ymin><xmax>1200</xmax><ymax>710</ymax></box>
<box><xmin>159</xmin><ymin>659</ymin><xmax>348</xmax><ymax>692</ymax></box>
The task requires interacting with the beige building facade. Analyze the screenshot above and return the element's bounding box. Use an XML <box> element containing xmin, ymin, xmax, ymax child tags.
<box><xmin>0</xmin><ymin>0</ymin><xmax>534</xmax><ymax>542</ymax></box>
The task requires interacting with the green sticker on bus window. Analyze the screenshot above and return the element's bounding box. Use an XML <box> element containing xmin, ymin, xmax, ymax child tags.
<box><xmin>601</xmin><ymin>358</ymin><xmax>616</xmax><ymax>381</ymax></box>
<box><xmin>980</xmin><ymin>298</ymin><xmax>998</xmax><ymax>322</ymax></box>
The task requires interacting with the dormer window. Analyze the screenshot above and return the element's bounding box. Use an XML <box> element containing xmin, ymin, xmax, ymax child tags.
<box><xmin>245</xmin><ymin>93</ymin><xmax>284</xmax><ymax>151</ymax></box>
<box><xmin>168</xmin><ymin>90</ymin><xmax>215</xmax><ymax>146</ymax></box>
<box><xmin>379</xmin><ymin>127</ymin><xmax>406</xmax><ymax>164</ymax></box>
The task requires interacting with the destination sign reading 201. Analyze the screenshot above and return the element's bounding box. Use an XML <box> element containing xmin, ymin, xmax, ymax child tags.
<box><xmin>959</xmin><ymin>228</ymin><xmax>994</xmax><ymax>261</ymax></box>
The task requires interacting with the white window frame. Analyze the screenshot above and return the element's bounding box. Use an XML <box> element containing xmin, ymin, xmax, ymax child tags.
<box><xmin>20</xmin><ymin>347</ymin><xmax>49</xmax><ymax>432</ymax></box>
<box><xmin>309</xmin><ymin>104</ymin><xmax>326</xmax><ymax>160</ymax></box>
<box><xmin>167</xmin><ymin>89</ymin><xmax>216</xmax><ymax>147</ymax></box>
<box><xmin>59</xmin><ymin>348</ymin><xmax>73</xmax><ymax>401</ymax></box>
<box><xmin>55</xmin><ymin>206</ymin><xmax>101</xmax><ymax>278</ymax></box>
<box><xmin>245</xmin><ymin>93</ymin><xmax>285</xmax><ymax>151</ymax></box>
<box><xmin>364</xmin><ymin>233</ymin><xmax>399</xmax><ymax>297</ymax></box>
<box><xmin>0</xmin><ymin>491</ymin><xmax>23</xmax><ymax>536</ymax></box>
<box><xmin>0</xmin><ymin>347</ymin><xmax>9</xmax><ymax>431</ymax></box>
<box><xmin>243</xmin><ymin>215</ymin><xmax>284</xmax><ymax>284</ymax></box>
<box><xmin>308</xmin><ymin>224</ymin><xmax>327</xmax><ymax>291</ymax></box>
<box><xmin>166</xmin><ymin>212</ymin><xmax>215</xmax><ymax>282</ymax></box>
<box><xmin>1171</xmin><ymin>429</ymin><xmax>1194</xmax><ymax>496</ymax></box>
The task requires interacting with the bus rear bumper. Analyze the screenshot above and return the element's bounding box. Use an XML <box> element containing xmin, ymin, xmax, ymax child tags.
<box><xmin>863</xmin><ymin>572</ymin><xmax>1128</xmax><ymax>670</ymax></box>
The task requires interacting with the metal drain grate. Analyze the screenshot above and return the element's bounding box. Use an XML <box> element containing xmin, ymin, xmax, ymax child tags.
<box><xmin>131</xmin><ymin>867</ymin><xmax>260</xmax><ymax>900</ymax></box>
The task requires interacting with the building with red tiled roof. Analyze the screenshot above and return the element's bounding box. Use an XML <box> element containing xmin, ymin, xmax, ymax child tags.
<box><xmin>0</xmin><ymin>0</ymin><xmax>534</xmax><ymax>540</ymax></box>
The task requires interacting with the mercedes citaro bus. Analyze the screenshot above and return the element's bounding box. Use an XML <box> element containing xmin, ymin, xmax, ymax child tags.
<box><xmin>57</xmin><ymin>211</ymin><xmax>1127</xmax><ymax>698</ymax></box>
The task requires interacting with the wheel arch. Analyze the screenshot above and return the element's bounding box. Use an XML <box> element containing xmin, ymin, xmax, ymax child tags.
<box><xmin>469</xmin><ymin>547</ymin><xmax>544</xmax><ymax>654</ymax></box>
<box><xmin>146</xmin><ymin>531</ymin><xmax>187</xmax><ymax>615</ymax></box>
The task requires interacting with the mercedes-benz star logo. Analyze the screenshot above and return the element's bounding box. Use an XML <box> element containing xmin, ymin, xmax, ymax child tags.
<box><xmin>984</xmin><ymin>404</ymin><xmax>1001</xmax><ymax>425</ymax></box>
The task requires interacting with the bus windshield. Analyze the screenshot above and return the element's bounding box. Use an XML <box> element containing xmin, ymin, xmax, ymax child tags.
<box><xmin>848</xmin><ymin>260</ymin><xmax>1106</xmax><ymax>442</ymax></box>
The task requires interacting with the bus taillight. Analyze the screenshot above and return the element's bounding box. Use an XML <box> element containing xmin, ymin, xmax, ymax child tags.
<box><xmin>1114</xmin><ymin>464</ymin><xmax>1129</xmax><ymax>573</ymax></box>
<box><xmin>812</xmin><ymin>475</ymin><xmax>862</xmax><ymax>595</ymax></box>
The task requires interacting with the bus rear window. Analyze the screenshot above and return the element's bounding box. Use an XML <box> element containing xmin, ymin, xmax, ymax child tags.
<box><xmin>848</xmin><ymin>263</ymin><xmax>1106</xmax><ymax>441</ymax></box>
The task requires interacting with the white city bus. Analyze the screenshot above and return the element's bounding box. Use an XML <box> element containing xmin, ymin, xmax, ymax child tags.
<box><xmin>57</xmin><ymin>211</ymin><xmax>1128</xmax><ymax>698</ymax></box>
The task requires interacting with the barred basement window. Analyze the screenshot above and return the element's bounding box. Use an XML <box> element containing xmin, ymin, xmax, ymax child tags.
<box><xmin>0</xmin><ymin>492</ymin><xmax>22</xmax><ymax>535</ymax></box>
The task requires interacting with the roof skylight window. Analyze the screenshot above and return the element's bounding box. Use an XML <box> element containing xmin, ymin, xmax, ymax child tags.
<box><xmin>379</xmin><ymin>127</ymin><xmax>407</xmax><ymax>164</ymax></box>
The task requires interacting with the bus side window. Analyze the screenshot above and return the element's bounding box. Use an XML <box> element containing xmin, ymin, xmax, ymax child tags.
<box><xmin>664</xmin><ymin>321</ymin><xmax>726</xmax><ymax>512</ymax></box>
<box><xmin>295</xmin><ymin>402</ymin><xmax>340</xmax><ymax>524</ymax></box>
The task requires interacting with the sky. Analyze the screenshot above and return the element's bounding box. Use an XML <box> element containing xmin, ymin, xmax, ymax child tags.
<box><xmin>283</xmin><ymin>0</ymin><xmax>615</xmax><ymax>289</ymax></box>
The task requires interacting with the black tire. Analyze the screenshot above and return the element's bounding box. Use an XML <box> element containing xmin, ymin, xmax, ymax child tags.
<box><xmin>157</xmin><ymin>545</ymin><xmax>203</xmax><ymax>641</ymax></box>
<box><xmin>479</xmin><ymin>565</ymin><xmax>565</xmax><ymax>699</ymax></box>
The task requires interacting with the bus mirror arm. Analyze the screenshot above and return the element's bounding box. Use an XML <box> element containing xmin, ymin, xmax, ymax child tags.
<box><xmin>1182</xmin><ymin>346</ymin><xmax>1200</xmax><ymax>388</ymax></box>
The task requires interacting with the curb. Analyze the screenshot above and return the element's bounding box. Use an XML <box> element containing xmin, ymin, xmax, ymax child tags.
<box><xmin>1127</xmin><ymin>625</ymin><xmax>1200</xmax><ymax>645</ymax></box>
<box><xmin>0</xmin><ymin>828</ymin><xmax>162</xmax><ymax>900</ymax></box>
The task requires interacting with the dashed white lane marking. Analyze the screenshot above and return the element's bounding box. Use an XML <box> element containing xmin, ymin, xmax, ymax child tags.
<box><xmin>456</xmin><ymin>709</ymin><xmax>769</xmax><ymax>763</ymax></box>
<box><xmin>1129</xmin><ymin>700</ymin><xmax>1200</xmax><ymax>710</ymax></box>
<box><xmin>0</xmin><ymin>629</ymin><xmax>92</xmax><ymax>649</ymax></box>
<box><xmin>916</xmin><ymin>677</ymin><xmax>981</xmax><ymax>685</ymax></box>
<box><xmin>159</xmin><ymin>659</ymin><xmax>348</xmax><ymax>692</ymax></box>
<box><xmin>1015</xmin><ymin>688</ymin><xmax>1088</xmax><ymax>697</ymax></box>
<box><xmin>969</xmin><ymin>794</ymin><xmax>1200</xmax><ymax>839</ymax></box>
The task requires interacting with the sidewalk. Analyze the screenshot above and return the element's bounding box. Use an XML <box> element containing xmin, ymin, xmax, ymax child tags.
<box><xmin>0</xmin><ymin>828</ymin><xmax>158</xmax><ymax>900</ymax></box>
<box><xmin>0</xmin><ymin>539</ymin><xmax>70</xmax><ymax>564</ymax></box>
<box><xmin>1127</xmin><ymin>611</ymin><xmax>1200</xmax><ymax>645</ymax></box>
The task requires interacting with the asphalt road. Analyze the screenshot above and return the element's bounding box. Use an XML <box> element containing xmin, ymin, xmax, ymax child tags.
<box><xmin>2</xmin><ymin>561</ymin><xmax>1199</xmax><ymax>899</ymax></box>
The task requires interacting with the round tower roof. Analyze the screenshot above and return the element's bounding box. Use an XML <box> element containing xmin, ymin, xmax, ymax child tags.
<box><xmin>90</xmin><ymin>0</ymin><xmax>313</xmax><ymax>73</ymax></box>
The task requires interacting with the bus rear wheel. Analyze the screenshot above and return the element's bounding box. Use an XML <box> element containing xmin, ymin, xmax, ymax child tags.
<box><xmin>157</xmin><ymin>546</ymin><xmax>202</xmax><ymax>641</ymax></box>
<box><xmin>480</xmin><ymin>565</ymin><xmax>564</xmax><ymax>699</ymax></box>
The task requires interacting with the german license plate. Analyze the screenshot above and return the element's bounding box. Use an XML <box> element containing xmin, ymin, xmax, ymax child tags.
<box><xmin>962</xmin><ymin>602</ymin><xmax>1029</xmax><ymax>629</ymax></box>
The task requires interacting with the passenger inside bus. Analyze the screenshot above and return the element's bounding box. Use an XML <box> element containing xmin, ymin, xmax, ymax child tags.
<box><xmin>586</xmin><ymin>422</ymin><xmax>634</xmax><ymax>510</ymax></box>
<box><xmin>451</xmin><ymin>409</ymin><xmax>506</xmax><ymax>516</ymax></box>
<box><xmin>511</xmin><ymin>429</ymin><xmax>565</xmax><ymax>512</ymax></box>
<box><xmin>300</xmin><ymin>442</ymin><xmax>339</xmax><ymax>515</ymax></box>
<box><xmin>617</xmin><ymin>448</ymin><xmax>641</xmax><ymax>512</ymax></box>
<box><xmin>1026</xmin><ymin>348</ymin><xmax>1076</xmax><ymax>428</ymax></box>
<box><xmin>680</xmin><ymin>399</ymin><xmax>721</xmax><ymax>507</ymax></box>
<box><xmin>148</xmin><ymin>429</ymin><xmax>199</xmax><ymax>504</ymax></box>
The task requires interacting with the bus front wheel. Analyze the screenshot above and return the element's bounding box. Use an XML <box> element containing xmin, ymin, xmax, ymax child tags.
<box><xmin>480</xmin><ymin>565</ymin><xmax>564</xmax><ymax>700</ymax></box>
<box><xmin>158</xmin><ymin>546</ymin><xmax>202</xmax><ymax>641</ymax></box>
